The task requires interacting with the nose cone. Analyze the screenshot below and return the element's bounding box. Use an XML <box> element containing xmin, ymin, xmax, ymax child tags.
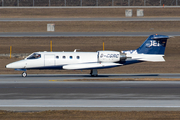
<box><xmin>6</xmin><ymin>60</ymin><xmax>26</xmax><ymax>69</ymax></box>
<box><xmin>6</xmin><ymin>63</ymin><xmax>18</xmax><ymax>69</ymax></box>
<box><xmin>6</xmin><ymin>64</ymin><xmax>11</xmax><ymax>68</ymax></box>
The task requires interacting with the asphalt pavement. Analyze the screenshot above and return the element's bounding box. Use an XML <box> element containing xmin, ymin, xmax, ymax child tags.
<box><xmin>0</xmin><ymin>74</ymin><xmax>180</xmax><ymax>111</ymax></box>
<box><xmin>1</xmin><ymin>6</ymin><xmax>180</xmax><ymax>8</ymax></box>
<box><xmin>1</xmin><ymin>73</ymin><xmax>180</xmax><ymax>83</ymax></box>
<box><xmin>0</xmin><ymin>32</ymin><xmax>180</xmax><ymax>37</ymax></box>
<box><xmin>1</xmin><ymin>17</ymin><xmax>180</xmax><ymax>21</ymax></box>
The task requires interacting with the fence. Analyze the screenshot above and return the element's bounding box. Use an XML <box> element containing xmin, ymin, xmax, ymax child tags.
<box><xmin>1</xmin><ymin>0</ymin><xmax>180</xmax><ymax>6</ymax></box>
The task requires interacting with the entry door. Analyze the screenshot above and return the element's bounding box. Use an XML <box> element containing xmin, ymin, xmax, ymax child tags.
<box><xmin>44</xmin><ymin>54</ymin><xmax>55</xmax><ymax>66</ymax></box>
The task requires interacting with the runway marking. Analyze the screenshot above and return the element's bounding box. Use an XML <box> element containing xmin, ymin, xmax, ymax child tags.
<box><xmin>49</xmin><ymin>80</ymin><xmax>58</xmax><ymax>82</ymax></box>
<box><xmin>49</xmin><ymin>79</ymin><xmax>89</xmax><ymax>82</ymax></box>
<box><xmin>49</xmin><ymin>80</ymin><xmax>76</xmax><ymax>82</ymax></box>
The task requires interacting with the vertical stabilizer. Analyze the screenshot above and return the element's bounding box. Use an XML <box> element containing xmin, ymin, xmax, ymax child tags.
<box><xmin>122</xmin><ymin>34</ymin><xmax>169</xmax><ymax>55</ymax></box>
<box><xmin>136</xmin><ymin>34</ymin><xmax>169</xmax><ymax>55</ymax></box>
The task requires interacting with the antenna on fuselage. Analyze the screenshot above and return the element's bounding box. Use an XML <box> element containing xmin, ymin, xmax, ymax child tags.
<box><xmin>74</xmin><ymin>49</ymin><xmax>80</xmax><ymax>52</ymax></box>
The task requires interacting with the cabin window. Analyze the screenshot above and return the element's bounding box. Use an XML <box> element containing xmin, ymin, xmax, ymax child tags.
<box><xmin>62</xmin><ymin>56</ymin><xmax>66</xmax><ymax>59</ymax></box>
<box><xmin>56</xmin><ymin>56</ymin><xmax>59</xmax><ymax>59</ymax></box>
<box><xmin>77</xmin><ymin>56</ymin><xmax>80</xmax><ymax>59</ymax></box>
<box><xmin>27</xmin><ymin>53</ymin><xmax>41</xmax><ymax>59</ymax></box>
<box><xmin>70</xmin><ymin>56</ymin><xmax>73</xmax><ymax>59</ymax></box>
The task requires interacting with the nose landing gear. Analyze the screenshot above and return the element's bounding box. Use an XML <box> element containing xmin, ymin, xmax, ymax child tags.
<box><xmin>22</xmin><ymin>72</ymin><xmax>27</xmax><ymax>77</ymax></box>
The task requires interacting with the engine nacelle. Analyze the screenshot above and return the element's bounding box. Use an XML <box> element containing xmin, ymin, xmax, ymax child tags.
<box><xmin>97</xmin><ymin>51</ymin><xmax>126</xmax><ymax>63</ymax></box>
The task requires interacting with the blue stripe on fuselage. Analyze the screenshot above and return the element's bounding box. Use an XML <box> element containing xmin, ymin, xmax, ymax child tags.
<box><xmin>26</xmin><ymin>65</ymin><xmax>63</xmax><ymax>70</ymax></box>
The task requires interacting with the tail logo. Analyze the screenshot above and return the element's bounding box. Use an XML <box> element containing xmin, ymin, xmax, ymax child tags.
<box><xmin>146</xmin><ymin>40</ymin><xmax>160</xmax><ymax>47</ymax></box>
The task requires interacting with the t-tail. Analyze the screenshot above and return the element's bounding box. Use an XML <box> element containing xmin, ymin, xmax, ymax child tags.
<box><xmin>122</xmin><ymin>34</ymin><xmax>170</xmax><ymax>62</ymax></box>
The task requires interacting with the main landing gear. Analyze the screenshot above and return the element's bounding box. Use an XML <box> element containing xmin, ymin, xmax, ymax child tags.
<box><xmin>22</xmin><ymin>72</ymin><xmax>27</xmax><ymax>77</ymax></box>
<box><xmin>90</xmin><ymin>69</ymin><xmax>98</xmax><ymax>77</ymax></box>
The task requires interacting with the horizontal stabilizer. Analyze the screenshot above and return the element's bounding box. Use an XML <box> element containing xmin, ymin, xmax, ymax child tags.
<box><xmin>63</xmin><ymin>63</ymin><xmax>122</xmax><ymax>70</ymax></box>
<box><xmin>137</xmin><ymin>55</ymin><xmax>165</xmax><ymax>62</ymax></box>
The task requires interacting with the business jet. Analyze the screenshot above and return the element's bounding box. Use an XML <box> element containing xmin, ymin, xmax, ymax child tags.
<box><xmin>6</xmin><ymin>34</ymin><xmax>169</xmax><ymax>77</ymax></box>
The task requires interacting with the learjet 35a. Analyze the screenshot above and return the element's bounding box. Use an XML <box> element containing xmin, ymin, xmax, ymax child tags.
<box><xmin>6</xmin><ymin>34</ymin><xmax>169</xmax><ymax>77</ymax></box>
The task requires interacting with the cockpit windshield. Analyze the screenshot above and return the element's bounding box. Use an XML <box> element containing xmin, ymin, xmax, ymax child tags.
<box><xmin>26</xmin><ymin>53</ymin><xmax>41</xmax><ymax>59</ymax></box>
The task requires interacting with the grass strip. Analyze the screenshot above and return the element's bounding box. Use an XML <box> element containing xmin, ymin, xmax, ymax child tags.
<box><xmin>0</xmin><ymin>110</ymin><xmax>180</xmax><ymax>120</ymax></box>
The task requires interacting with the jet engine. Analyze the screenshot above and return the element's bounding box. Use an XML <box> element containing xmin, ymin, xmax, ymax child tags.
<box><xmin>97</xmin><ymin>51</ymin><xmax>126</xmax><ymax>63</ymax></box>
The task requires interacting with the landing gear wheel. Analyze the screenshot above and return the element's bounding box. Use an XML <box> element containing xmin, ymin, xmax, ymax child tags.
<box><xmin>22</xmin><ymin>72</ymin><xmax>27</xmax><ymax>77</ymax></box>
<box><xmin>91</xmin><ymin>74</ymin><xmax>98</xmax><ymax>77</ymax></box>
<box><xmin>90</xmin><ymin>69</ymin><xmax>98</xmax><ymax>77</ymax></box>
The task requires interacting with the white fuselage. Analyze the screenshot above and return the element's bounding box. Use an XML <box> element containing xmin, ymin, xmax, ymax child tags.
<box><xmin>6</xmin><ymin>50</ymin><xmax>165</xmax><ymax>70</ymax></box>
<box><xmin>6</xmin><ymin>51</ymin><xmax>122</xmax><ymax>70</ymax></box>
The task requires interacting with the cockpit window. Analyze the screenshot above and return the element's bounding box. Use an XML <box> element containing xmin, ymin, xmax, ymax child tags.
<box><xmin>27</xmin><ymin>53</ymin><xmax>41</xmax><ymax>59</ymax></box>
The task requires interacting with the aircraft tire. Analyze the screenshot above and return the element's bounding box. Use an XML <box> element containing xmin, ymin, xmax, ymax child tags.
<box><xmin>22</xmin><ymin>72</ymin><xmax>27</xmax><ymax>77</ymax></box>
<box><xmin>91</xmin><ymin>75</ymin><xmax>98</xmax><ymax>77</ymax></box>
<box><xmin>90</xmin><ymin>69</ymin><xmax>98</xmax><ymax>77</ymax></box>
<box><xmin>90</xmin><ymin>73</ymin><xmax>98</xmax><ymax>77</ymax></box>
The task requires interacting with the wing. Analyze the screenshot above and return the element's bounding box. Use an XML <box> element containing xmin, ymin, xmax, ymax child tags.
<box><xmin>63</xmin><ymin>63</ymin><xmax>122</xmax><ymax>70</ymax></box>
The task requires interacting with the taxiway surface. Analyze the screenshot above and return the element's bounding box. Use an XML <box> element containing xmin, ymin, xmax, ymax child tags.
<box><xmin>0</xmin><ymin>32</ymin><xmax>180</xmax><ymax>37</ymax></box>
<box><xmin>1</xmin><ymin>73</ymin><xmax>180</xmax><ymax>82</ymax></box>
<box><xmin>1</xmin><ymin>17</ymin><xmax>180</xmax><ymax>21</ymax></box>
<box><xmin>0</xmin><ymin>74</ymin><xmax>180</xmax><ymax>111</ymax></box>
<box><xmin>1</xmin><ymin>6</ymin><xmax>180</xmax><ymax>8</ymax></box>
